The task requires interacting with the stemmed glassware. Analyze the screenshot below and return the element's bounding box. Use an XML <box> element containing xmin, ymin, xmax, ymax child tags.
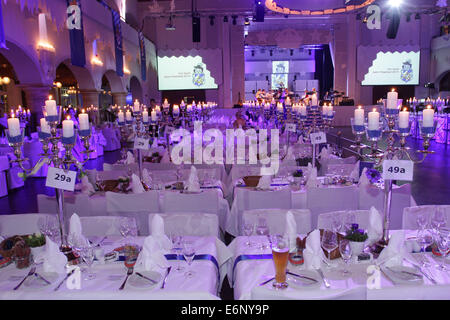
<box><xmin>38</xmin><ymin>215</ymin><xmax>59</xmax><ymax>242</ymax></box>
<box><xmin>416</xmin><ymin>229</ymin><xmax>433</xmax><ymax>267</ymax></box>
<box><xmin>321</xmin><ymin>230</ymin><xmax>338</xmax><ymax>264</ymax></box>
<box><xmin>339</xmin><ymin>239</ymin><xmax>352</xmax><ymax>276</ymax></box>
<box><xmin>242</xmin><ymin>220</ymin><xmax>254</xmax><ymax>247</ymax></box>
<box><xmin>416</xmin><ymin>211</ymin><xmax>429</xmax><ymax>231</ymax></box>
<box><xmin>343</xmin><ymin>213</ymin><xmax>356</xmax><ymax>232</ymax></box>
<box><xmin>431</xmin><ymin>209</ymin><xmax>447</xmax><ymax>233</ymax></box>
<box><xmin>170</xmin><ymin>232</ymin><xmax>184</xmax><ymax>272</ymax></box>
<box><xmin>255</xmin><ymin>218</ymin><xmax>270</xmax><ymax>250</ymax></box>
<box><xmin>331</xmin><ymin>216</ymin><xmax>343</xmax><ymax>234</ymax></box>
<box><xmin>80</xmin><ymin>245</ymin><xmax>96</xmax><ymax>280</ymax></box>
<box><xmin>182</xmin><ymin>240</ymin><xmax>196</xmax><ymax>278</ymax></box>
<box><xmin>433</xmin><ymin>228</ymin><xmax>449</xmax><ymax>271</ymax></box>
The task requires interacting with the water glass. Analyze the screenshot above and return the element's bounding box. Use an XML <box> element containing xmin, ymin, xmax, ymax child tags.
<box><xmin>171</xmin><ymin>234</ymin><xmax>184</xmax><ymax>272</ymax></box>
<box><xmin>255</xmin><ymin>218</ymin><xmax>270</xmax><ymax>250</ymax></box>
<box><xmin>343</xmin><ymin>213</ymin><xmax>356</xmax><ymax>232</ymax></box>
<box><xmin>339</xmin><ymin>240</ymin><xmax>352</xmax><ymax>276</ymax></box>
<box><xmin>434</xmin><ymin>228</ymin><xmax>449</xmax><ymax>271</ymax></box>
<box><xmin>416</xmin><ymin>229</ymin><xmax>433</xmax><ymax>267</ymax></box>
<box><xmin>431</xmin><ymin>209</ymin><xmax>447</xmax><ymax>232</ymax></box>
<box><xmin>416</xmin><ymin>211</ymin><xmax>428</xmax><ymax>230</ymax></box>
<box><xmin>331</xmin><ymin>216</ymin><xmax>343</xmax><ymax>234</ymax></box>
<box><xmin>183</xmin><ymin>241</ymin><xmax>196</xmax><ymax>278</ymax></box>
<box><xmin>321</xmin><ymin>230</ymin><xmax>338</xmax><ymax>264</ymax></box>
<box><xmin>242</xmin><ymin>221</ymin><xmax>254</xmax><ymax>247</ymax></box>
<box><xmin>81</xmin><ymin>246</ymin><xmax>95</xmax><ymax>280</ymax></box>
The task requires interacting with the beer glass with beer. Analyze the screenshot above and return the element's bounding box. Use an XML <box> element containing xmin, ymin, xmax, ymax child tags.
<box><xmin>271</xmin><ymin>235</ymin><xmax>289</xmax><ymax>289</ymax></box>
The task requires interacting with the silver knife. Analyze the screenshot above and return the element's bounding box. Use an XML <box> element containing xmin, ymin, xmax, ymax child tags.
<box><xmin>54</xmin><ymin>268</ymin><xmax>75</xmax><ymax>291</ymax></box>
<box><xmin>385</xmin><ymin>266</ymin><xmax>422</xmax><ymax>279</ymax></box>
<box><xmin>410</xmin><ymin>263</ymin><xmax>437</xmax><ymax>284</ymax></box>
<box><xmin>160</xmin><ymin>266</ymin><xmax>172</xmax><ymax>289</ymax></box>
<box><xmin>34</xmin><ymin>273</ymin><xmax>51</xmax><ymax>285</ymax></box>
<box><xmin>287</xmin><ymin>271</ymin><xmax>318</xmax><ymax>283</ymax></box>
<box><xmin>258</xmin><ymin>277</ymin><xmax>275</xmax><ymax>286</ymax></box>
<box><xmin>316</xmin><ymin>269</ymin><xmax>331</xmax><ymax>288</ymax></box>
<box><xmin>136</xmin><ymin>272</ymin><xmax>157</xmax><ymax>284</ymax></box>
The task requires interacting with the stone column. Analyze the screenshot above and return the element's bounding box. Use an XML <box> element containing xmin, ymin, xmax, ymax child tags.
<box><xmin>112</xmin><ymin>92</ymin><xmax>128</xmax><ymax>107</ymax></box>
<box><xmin>230</xmin><ymin>24</ymin><xmax>245</xmax><ymax>106</ymax></box>
<box><xmin>19</xmin><ymin>85</ymin><xmax>52</xmax><ymax>131</ymax></box>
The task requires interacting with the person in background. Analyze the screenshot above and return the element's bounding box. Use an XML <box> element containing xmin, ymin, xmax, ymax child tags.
<box><xmin>233</xmin><ymin>110</ymin><xmax>247</xmax><ymax>129</ymax></box>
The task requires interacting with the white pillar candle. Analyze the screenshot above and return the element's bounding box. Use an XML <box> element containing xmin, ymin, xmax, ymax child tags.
<box><xmin>311</xmin><ymin>94</ymin><xmax>318</xmax><ymax>106</ymax></box>
<box><xmin>399</xmin><ymin>109</ymin><xmax>410</xmax><ymax>129</ymax></box>
<box><xmin>40</xmin><ymin>118</ymin><xmax>51</xmax><ymax>134</ymax></box>
<box><xmin>125</xmin><ymin>110</ymin><xmax>132</xmax><ymax>121</ymax></box>
<box><xmin>7</xmin><ymin>115</ymin><xmax>21</xmax><ymax>137</ymax></box>
<box><xmin>354</xmin><ymin>106</ymin><xmax>364</xmax><ymax>125</ymax></box>
<box><xmin>327</xmin><ymin>105</ymin><xmax>333</xmax><ymax>116</ymax></box>
<box><xmin>277</xmin><ymin>103</ymin><xmax>283</xmax><ymax>113</ymax></box>
<box><xmin>187</xmin><ymin>104</ymin><xmax>192</xmax><ymax>112</ymax></box>
<box><xmin>387</xmin><ymin>90</ymin><xmax>398</xmax><ymax>109</ymax></box>
<box><xmin>173</xmin><ymin>105</ymin><xmax>180</xmax><ymax>115</ymax></box>
<box><xmin>322</xmin><ymin>105</ymin><xmax>328</xmax><ymax>116</ymax></box>
<box><xmin>151</xmin><ymin>110</ymin><xmax>157</xmax><ymax>121</ymax></box>
<box><xmin>79</xmin><ymin>112</ymin><xmax>89</xmax><ymax>130</ymax></box>
<box><xmin>300</xmin><ymin>104</ymin><xmax>307</xmax><ymax>116</ymax></box>
<box><xmin>62</xmin><ymin>117</ymin><xmax>74</xmax><ymax>138</ymax></box>
<box><xmin>423</xmin><ymin>106</ymin><xmax>434</xmax><ymax>127</ymax></box>
<box><xmin>45</xmin><ymin>96</ymin><xmax>57</xmax><ymax>116</ymax></box>
<box><xmin>142</xmin><ymin>109</ymin><xmax>149</xmax><ymax>122</ymax></box>
<box><xmin>368</xmin><ymin>109</ymin><xmax>380</xmax><ymax>130</ymax></box>
<box><xmin>133</xmin><ymin>100</ymin><xmax>140</xmax><ymax>112</ymax></box>
<box><xmin>118</xmin><ymin>110</ymin><xmax>125</xmax><ymax>122</ymax></box>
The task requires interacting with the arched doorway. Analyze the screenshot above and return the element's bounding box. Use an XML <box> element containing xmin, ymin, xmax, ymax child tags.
<box><xmin>99</xmin><ymin>75</ymin><xmax>113</xmax><ymax>122</ymax></box>
<box><xmin>439</xmin><ymin>71</ymin><xmax>450</xmax><ymax>93</ymax></box>
<box><xmin>54</xmin><ymin>63</ymin><xmax>80</xmax><ymax>107</ymax></box>
<box><xmin>0</xmin><ymin>52</ymin><xmax>20</xmax><ymax>115</ymax></box>
<box><xmin>130</xmin><ymin>76</ymin><xmax>143</xmax><ymax>103</ymax></box>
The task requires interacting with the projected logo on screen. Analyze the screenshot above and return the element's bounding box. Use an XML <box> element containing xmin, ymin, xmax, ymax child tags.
<box><xmin>158</xmin><ymin>56</ymin><xmax>218</xmax><ymax>90</ymax></box>
<box><xmin>271</xmin><ymin>61</ymin><xmax>289</xmax><ymax>90</ymax></box>
<box><xmin>362</xmin><ymin>51</ymin><xmax>420</xmax><ymax>85</ymax></box>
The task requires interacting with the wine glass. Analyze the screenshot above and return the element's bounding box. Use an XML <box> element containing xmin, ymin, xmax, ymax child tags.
<box><xmin>38</xmin><ymin>216</ymin><xmax>51</xmax><ymax>238</ymax></box>
<box><xmin>416</xmin><ymin>229</ymin><xmax>433</xmax><ymax>267</ymax></box>
<box><xmin>433</xmin><ymin>228</ymin><xmax>449</xmax><ymax>271</ymax></box>
<box><xmin>431</xmin><ymin>208</ymin><xmax>447</xmax><ymax>233</ymax></box>
<box><xmin>118</xmin><ymin>217</ymin><xmax>132</xmax><ymax>240</ymax></box>
<box><xmin>343</xmin><ymin>213</ymin><xmax>356</xmax><ymax>232</ymax></box>
<box><xmin>242</xmin><ymin>220</ymin><xmax>254</xmax><ymax>247</ymax></box>
<box><xmin>331</xmin><ymin>216</ymin><xmax>343</xmax><ymax>234</ymax></box>
<box><xmin>170</xmin><ymin>232</ymin><xmax>184</xmax><ymax>272</ymax></box>
<box><xmin>339</xmin><ymin>239</ymin><xmax>352</xmax><ymax>276</ymax></box>
<box><xmin>321</xmin><ymin>230</ymin><xmax>338</xmax><ymax>264</ymax></box>
<box><xmin>182</xmin><ymin>240</ymin><xmax>196</xmax><ymax>278</ymax></box>
<box><xmin>416</xmin><ymin>211</ymin><xmax>429</xmax><ymax>231</ymax></box>
<box><xmin>255</xmin><ymin>218</ymin><xmax>270</xmax><ymax>250</ymax></box>
<box><xmin>80</xmin><ymin>246</ymin><xmax>95</xmax><ymax>280</ymax></box>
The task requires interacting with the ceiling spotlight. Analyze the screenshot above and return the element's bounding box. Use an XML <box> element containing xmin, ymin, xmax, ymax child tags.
<box><xmin>223</xmin><ymin>16</ymin><xmax>228</xmax><ymax>22</ymax></box>
<box><xmin>232</xmin><ymin>15</ymin><xmax>237</xmax><ymax>25</ymax></box>
<box><xmin>388</xmin><ymin>0</ymin><xmax>402</xmax><ymax>8</ymax></box>
<box><xmin>363</xmin><ymin>16</ymin><xmax>368</xmax><ymax>23</ymax></box>
<box><xmin>165</xmin><ymin>15</ymin><xmax>175</xmax><ymax>31</ymax></box>
<box><xmin>209</xmin><ymin>15</ymin><xmax>215</xmax><ymax>26</ymax></box>
<box><xmin>244</xmin><ymin>17</ymin><xmax>250</xmax><ymax>25</ymax></box>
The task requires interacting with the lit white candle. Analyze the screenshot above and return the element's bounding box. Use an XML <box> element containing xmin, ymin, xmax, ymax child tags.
<box><xmin>62</xmin><ymin>116</ymin><xmax>74</xmax><ymax>138</ymax></box>
<box><xmin>399</xmin><ymin>108</ymin><xmax>409</xmax><ymax>129</ymax></box>
<box><xmin>45</xmin><ymin>96</ymin><xmax>57</xmax><ymax>116</ymax></box>
<box><xmin>79</xmin><ymin>111</ymin><xmax>89</xmax><ymax>130</ymax></box>
<box><xmin>173</xmin><ymin>104</ymin><xmax>180</xmax><ymax>116</ymax></box>
<box><xmin>387</xmin><ymin>90</ymin><xmax>398</xmax><ymax>109</ymax></box>
<box><xmin>368</xmin><ymin>109</ymin><xmax>380</xmax><ymax>130</ymax></box>
<box><xmin>151</xmin><ymin>110</ymin><xmax>157</xmax><ymax>121</ymax></box>
<box><xmin>311</xmin><ymin>94</ymin><xmax>318</xmax><ymax>106</ymax></box>
<box><xmin>133</xmin><ymin>100</ymin><xmax>140</xmax><ymax>113</ymax></box>
<box><xmin>40</xmin><ymin>118</ymin><xmax>51</xmax><ymax>134</ymax></box>
<box><xmin>300</xmin><ymin>104</ymin><xmax>307</xmax><ymax>116</ymax></box>
<box><xmin>354</xmin><ymin>106</ymin><xmax>364</xmax><ymax>125</ymax></box>
<box><xmin>125</xmin><ymin>110</ymin><xmax>132</xmax><ymax>121</ymax></box>
<box><xmin>277</xmin><ymin>103</ymin><xmax>283</xmax><ymax>113</ymax></box>
<box><xmin>142</xmin><ymin>109</ymin><xmax>149</xmax><ymax>122</ymax></box>
<box><xmin>322</xmin><ymin>105</ymin><xmax>329</xmax><ymax>116</ymax></box>
<box><xmin>327</xmin><ymin>105</ymin><xmax>333</xmax><ymax>116</ymax></box>
<box><xmin>118</xmin><ymin>110</ymin><xmax>125</xmax><ymax>122</ymax></box>
<box><xmin>7</xmin><ymin>114</ymin><xmax>21</xmax><ymax>137</ymax></box>
<box><xmin>187</xmin><ymin>104</ymin><xmax>193</xmax><ymax>112</ymax></box>
<box><xmin>423</xmin><ymin>106</ymin><xmax>434</xmax><ymax>127</ymax></box>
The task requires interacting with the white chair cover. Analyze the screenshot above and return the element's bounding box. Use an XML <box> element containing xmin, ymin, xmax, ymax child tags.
<box><xmin>402</xmin><ymin>205</ymin><xmax>450</xmax><ymax>230</ymax></box>
<box><xmin>162</xmin><ymin>190</ymin><xmax>219</xmax><ymax>214</ymax></box>
<box><xmin>317</xmin><ymin>210</ymin><xmax>371</xmax><ymax>231</ymax></box>
<box><xmin>245</xmin><ymin>189</ymin><xmax>292</xmax><ymax>211</ymax></box>
<box><xmin>0</xmin><ymin>213</ymin><xmax>57</xmax><ymax>236</ymax></box>
<box><xmin>306</xmin><ymin>185</ymin><xmax>359</xmax><ymax>229</ymax></box>
<box><xmin>325</xmin><ymin>164</ymin><xmax>356</xmax><ymax>176</ymax></box>
<box><xmin>80</xmin><ymin>216</ymin><xmax>137</xmax><ymax>237</ymax></box>
<box><xmin>148</xmin><ymin>213</ymin><xmax>219</xmax><ymax>238</ymax></box>
<box><xmin>242</xmin><ymin>209</ymin><xmax>312</xmax><ymax>235</ymax></box>
<box><xmin>105</xmin><ymin>191</ymin><xmax>160</xmax><ymax>235</ymax></box>
<box><xmin>228</xmin><ymin>164</ymin><xmax>263</xmax><ymax>186</ymax></box>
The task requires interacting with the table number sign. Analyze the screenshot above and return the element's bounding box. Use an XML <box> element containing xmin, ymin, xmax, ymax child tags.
<box><xmin>286</xmin><ymin>123</ymin><xmax>297</xmax><ymax>133</ymax></box>
<box><xmin>310</xmin><ymin>132</ymin><xmax>327</xmax><ymax>145</ymax></box>
<box><xmin>134</xmin><ymin>137</ymin><xmax>149</xmax><ymax>150</ymax></box>
<box><xmin>382</xmin><ymin>160</ymin><xmax>414</xmax><ymax>181</ymax></box>
<box><xmin>45</xmin><ymin>167</ymin><xmax>77</xmax><ymax>191</ymax></box>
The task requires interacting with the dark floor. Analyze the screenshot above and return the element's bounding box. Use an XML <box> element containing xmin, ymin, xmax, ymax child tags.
<box><xmin>0</xmin><ymin>129</ymin><xmax>449</xmax><ymax>300</ymax></box>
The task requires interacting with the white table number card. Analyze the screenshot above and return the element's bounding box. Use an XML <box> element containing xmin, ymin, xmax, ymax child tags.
<box><xmin>286</xmin><ymin>123</ymin><xmax>297</xmax><ymax>133</ymax></box>
<box><xmin>382</xmin><ymin>159</ymin><xmax>414</xmax><ymax>181</ymax></box>
<box><xmin>46</xmin><ymin>167</ymin><xmax>77</xmax><ymax>191</ymax></box>
<box><xmin>310</xmin><ymin>132</ymin><xmax>327</xmax><ymax>145</ymax></box>
<box><xmin>134</xmin><ymin>137</ymin><xmax>149</xmax><ymax>150</ymax></box>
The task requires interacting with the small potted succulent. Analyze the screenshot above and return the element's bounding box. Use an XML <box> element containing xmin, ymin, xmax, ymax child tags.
<box><xmin>344</xmin><ymin>224</ymin><xmax>368</xmax><ymax>256</ymax></box>
<box><xmin>24</xmin><ymin>233</ymin><xmax>46</xmax><ymax>260</ymax></box>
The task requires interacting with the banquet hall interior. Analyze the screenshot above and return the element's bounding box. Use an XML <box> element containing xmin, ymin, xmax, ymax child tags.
<box><xmin>0</xmin><ymin>0</ymin><xmax>449</xmax><ymax>301</ymax></box>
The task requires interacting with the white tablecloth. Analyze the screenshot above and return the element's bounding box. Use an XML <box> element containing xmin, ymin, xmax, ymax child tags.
<box><xmin>227</xmin><ymin>231</ymin><xmax>450</xmax><ymax>300</ymax></box>
<box><xmin>0</xmin><ymin>235</ymin><xmax>232</xmax><ymax>300</ymax></box>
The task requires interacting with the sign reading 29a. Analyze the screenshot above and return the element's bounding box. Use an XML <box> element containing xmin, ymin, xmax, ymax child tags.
<box><xmin>67</xmin><ymin>4</ymin><xmax>82</xmax><ymax>30</ymax></box>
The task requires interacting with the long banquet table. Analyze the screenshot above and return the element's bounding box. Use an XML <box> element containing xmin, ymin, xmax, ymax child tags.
<box><xmin>227</xmin><ymin>232</ymin><xmax>450</xmax><ymax>300</ymax></box>
<box><xmin>0</xmin><ymin>235</ymin><xmax>232</xmax><ymax>300</ymax></box>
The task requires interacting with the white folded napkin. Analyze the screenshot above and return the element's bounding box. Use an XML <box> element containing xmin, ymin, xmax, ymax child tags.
<box><xmin>81</xmin><ymin>176</ymin><xmax>96</xmax><ymax>196</ymax></box>
<box><xmin>40</xmin><ymin>236</ymin><xmax>68</xmax><ymax>274</ymax></box>
<box><xmin>142</xmin><ymin>168</ymin><xmax>152</xmax><ymax>187</ymax></box>
<box><xmin>358</xmin><ymin>167</ymin><xmax>370</xmax><ymax>187</ymax></box>
<box><xmin>160</xmin><ymin>150</ymin><xmax>170</xmax><ymax>163</ymax></box>
<box><xmin>151</xmin><ymin>139</ymin><xmax>158</xmax><ymax>148</ymax></box>
<box><xmin>349</xmin><ymin>160</ymin><xmax>360</xmax><ymax>182</ymax></box>
<box><xmin>134</xmin><ymin>236</ymin><xmax>169</xmax><ymax>272</ymax></box>
<box><xmin>256</xmin><ymin>174</ymin><xmax>272</xmax><ymax>190</ymax></box>
<box><xmin>69</xmin><ymin>213</ymin><xmax>83</xmax><ymax>237</ymax></box>
<box><xmin>284</xmin><ymin>146</ymin><xmax>296</xmax><ymax>160</ymax></box>
<box><xmin>306</xmin><ymin>167</ymin><xmax>319</xmax><ymax>188</ymax></box>
<box><xmin>131</xmin><ymin>173</ymin><xmax>145</xmax><ymax>194</ymax></box>
<box><xmin>149</xmin><ymin>214</ymin><xmax>173</xmax><ymax>250</ymax></box>
<box><xmin>186</xmin><ymin>166</ymin><xmax>201</xmax><ymax>192</ymax></box>
<box><xmin>319</xmin><ymin>147</ymin><xmax>330</xmax><ymax>161</ymax></box>
<box><xmin>377</xmin><ymin>231</ymin><xmax>406</xmax><ymax>267</ymax></box>
<box><xmin>126</xmin><ymin>151</ymin><xmax>135</xmax><ymax>164</ymax></box>
<box><xmin>303</xmin><ymin>229</ymin><xmax>325</xmax><ymax>270</ymax></box>
<box><xmin>367</xmin><ymin>206</ymin><xmax>383</xmax><ymax>245</ymax></box>
<box><xmin>284</xmin><ymin>211</ymin><xmax>297</xmax><ymax>252</ymax></box>
<box><xmin>305</xmin><ymin>162</ymin><xmax>313</xmax><ymax>178</ymax></box>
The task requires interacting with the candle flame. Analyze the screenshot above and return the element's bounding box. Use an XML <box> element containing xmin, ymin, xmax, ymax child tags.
<box><xmin>391</xmin><ymin>88</ymin><xmax>395</xmax><ymax>92</ymax></box>
<box><xmin>11</xmin><ymin>111</ymin><xmax>15</xmax><ymax>118</ymax></box>
<box><xmin>82</xmin><ymin>109</ymin><xmax>85</xmax><ymax>113</ymax></box>
<box><xmin>66</xmin><ymin>115</ymin><xmax>71</xmax><ymax>120</ymax></box>
<box><xmin>49</xmin><ymin>95</ymin><xmax>53</xmax><ymax>100</ymax></box>
<box><xmin>403</xmin><ymin>108</ymin><xmax>407</xmax><ymax>112</ymax></box>
<box><xmin>373</xmin><ymin>108</ymin><xmax>377</xmax><ymax>112</ymax></box>
<box><xmin>427</xmin><ymin>105</ymin><xmax>432</xmax><ymax>109</ymax></box>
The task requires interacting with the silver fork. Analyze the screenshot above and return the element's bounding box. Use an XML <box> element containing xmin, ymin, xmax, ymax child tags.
<box><xmin>14</xmin><ymin>266</ymin><xmax>36</xmax><ymax>290</ymax></box>
<box><xmin>119</xmin><ymin>267</ymin><xmax>134</xmax><ymax>290</ymax></box>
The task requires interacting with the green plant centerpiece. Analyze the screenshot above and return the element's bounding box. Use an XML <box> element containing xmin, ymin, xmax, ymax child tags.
<box><xmin>344</xmin><ymin>224</ymin><xmax>368</xmax><ymax>257</ymax></box>
<box><xmin>24</xmin><ymin>233</ymin><xmax>46</xmax><ymax>248</ymax></box>
<box><xmin>292</xmin><ymin>169</ymin><xmax>303</xmax><ymax>178</ymax></box>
